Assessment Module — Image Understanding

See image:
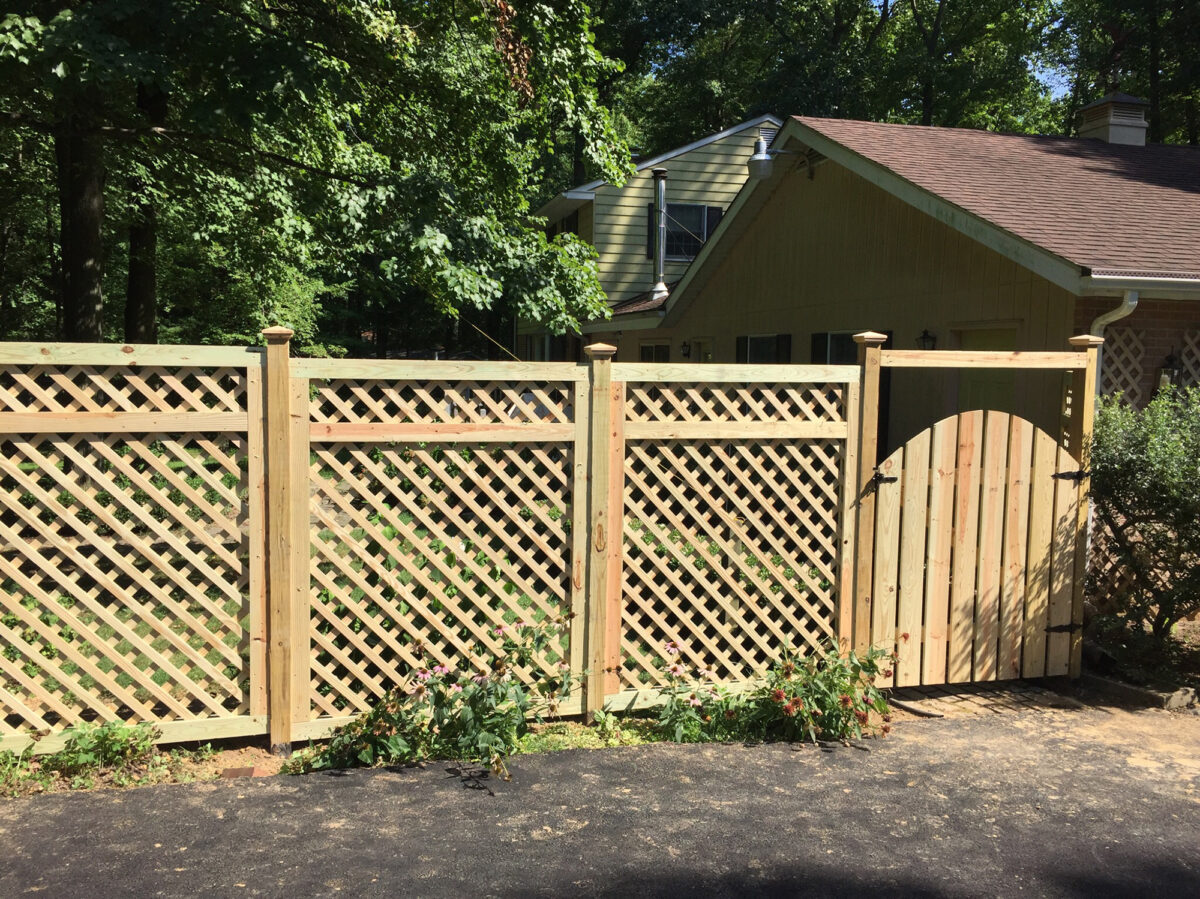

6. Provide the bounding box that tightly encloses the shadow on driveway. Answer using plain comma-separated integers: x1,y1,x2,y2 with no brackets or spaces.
1,705,1197,897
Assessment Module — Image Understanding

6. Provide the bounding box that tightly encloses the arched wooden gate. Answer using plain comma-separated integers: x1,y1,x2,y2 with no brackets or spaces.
868,412,1082,688
844,334,1102,688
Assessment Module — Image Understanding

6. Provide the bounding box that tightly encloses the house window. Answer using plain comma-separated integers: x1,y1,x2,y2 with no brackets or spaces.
736,334,791,364
812,330,894,461
646,204,724,261
691,337,714,363
810,332,859,365
639,341,670,363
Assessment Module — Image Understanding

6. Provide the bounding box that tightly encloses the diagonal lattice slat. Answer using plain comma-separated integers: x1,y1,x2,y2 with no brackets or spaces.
620,437,841,690
1100,328,1144,406
310,380,575,425
0,430,254,735
308,441,577,714
624,383,846,423
1181,331,1200,389
0,366,245,413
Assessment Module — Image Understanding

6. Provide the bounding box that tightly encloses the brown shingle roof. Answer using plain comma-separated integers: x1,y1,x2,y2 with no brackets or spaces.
797,116,1200,279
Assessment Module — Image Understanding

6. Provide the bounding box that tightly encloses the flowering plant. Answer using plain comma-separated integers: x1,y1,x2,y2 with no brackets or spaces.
650,640,893,745
288,616,572,779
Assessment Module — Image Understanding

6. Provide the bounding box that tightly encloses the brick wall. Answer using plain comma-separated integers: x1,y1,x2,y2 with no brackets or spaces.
1074,296,1200,405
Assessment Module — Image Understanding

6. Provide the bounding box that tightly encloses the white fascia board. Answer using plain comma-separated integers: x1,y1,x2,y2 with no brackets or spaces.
533,190,595,223
791,122,1087,297
571,114,783,194
1080,274,1200,299
580,312,665,334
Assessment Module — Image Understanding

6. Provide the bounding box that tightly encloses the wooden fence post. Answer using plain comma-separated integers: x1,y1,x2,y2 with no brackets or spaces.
1067,334,1103,678
582,342,623,718
851,332,888,653
262,327,306,755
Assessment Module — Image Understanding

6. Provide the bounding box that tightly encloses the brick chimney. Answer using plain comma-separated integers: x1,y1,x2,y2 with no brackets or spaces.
1078,92,1149,146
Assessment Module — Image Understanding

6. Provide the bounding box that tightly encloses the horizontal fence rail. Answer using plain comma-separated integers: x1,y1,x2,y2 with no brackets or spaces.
0,332,1101,753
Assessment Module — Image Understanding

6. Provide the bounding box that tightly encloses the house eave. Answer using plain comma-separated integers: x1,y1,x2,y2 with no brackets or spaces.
581,311,665,334
1079,273,1200,300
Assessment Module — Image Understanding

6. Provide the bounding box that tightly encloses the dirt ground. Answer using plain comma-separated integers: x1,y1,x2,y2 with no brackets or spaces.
1,698,1196,897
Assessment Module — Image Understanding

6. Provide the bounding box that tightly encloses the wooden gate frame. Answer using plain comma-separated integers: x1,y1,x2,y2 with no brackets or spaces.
846,332,1103,680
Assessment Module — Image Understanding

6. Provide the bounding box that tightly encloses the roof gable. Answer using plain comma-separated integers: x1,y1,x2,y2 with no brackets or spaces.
795,116,1200,281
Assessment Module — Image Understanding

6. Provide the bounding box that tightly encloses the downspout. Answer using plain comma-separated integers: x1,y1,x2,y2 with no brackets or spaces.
651,168,669,302
1088,289,1138,395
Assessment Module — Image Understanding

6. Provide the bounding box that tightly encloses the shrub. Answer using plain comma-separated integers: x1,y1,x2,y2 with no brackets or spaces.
1088,386,1200,643
654,641,892,745
287,618,572,779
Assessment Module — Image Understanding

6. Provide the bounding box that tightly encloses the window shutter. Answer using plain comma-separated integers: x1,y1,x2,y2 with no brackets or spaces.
736,336,748,363
775,333,792,364
705,206,724,239
646,203,654,258
810,333,828,364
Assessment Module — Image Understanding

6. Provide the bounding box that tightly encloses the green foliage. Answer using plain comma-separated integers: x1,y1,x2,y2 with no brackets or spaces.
654,640,893,745
286,619,573,780
0,1,629,347
1088,386,1200,643
0,721,212,797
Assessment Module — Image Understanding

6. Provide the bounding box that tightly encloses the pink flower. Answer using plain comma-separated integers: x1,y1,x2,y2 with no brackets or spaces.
664,641,681,655
431,664,450,675
688,693,703,707
450,683,463,693
471,672,489,685
494,625,508,636
667,663,687,678
415,669,432,682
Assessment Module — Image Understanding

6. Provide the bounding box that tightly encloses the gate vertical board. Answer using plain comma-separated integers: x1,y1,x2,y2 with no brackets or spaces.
921,418,957,684
1023,430,1058,678
948,411,983,683
871,448,902,688
974,411,1009,682
1046,446,1080,675
1000,418,1033,680
896,429,930,686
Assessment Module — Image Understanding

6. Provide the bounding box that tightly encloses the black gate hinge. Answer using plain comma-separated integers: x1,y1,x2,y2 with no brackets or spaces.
1044,622,1083,634
1051,470,1089,483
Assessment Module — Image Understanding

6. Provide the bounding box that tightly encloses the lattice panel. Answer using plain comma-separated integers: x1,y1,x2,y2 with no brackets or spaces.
624,383,846,423
310,380,574,424
0,365,246,412
620,438,841,689
1100,328,1144,405
1181,331,1200,389
0,432,254,734
308,442,576,715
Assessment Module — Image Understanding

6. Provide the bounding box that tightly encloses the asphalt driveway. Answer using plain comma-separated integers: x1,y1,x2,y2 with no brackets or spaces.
1,702,1197,897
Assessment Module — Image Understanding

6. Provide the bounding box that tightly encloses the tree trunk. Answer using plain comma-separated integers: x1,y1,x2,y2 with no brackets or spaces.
55,114,105,342
1186,96,1198,145
1147,0,1163,143
920,77,935,126
125,84,168,343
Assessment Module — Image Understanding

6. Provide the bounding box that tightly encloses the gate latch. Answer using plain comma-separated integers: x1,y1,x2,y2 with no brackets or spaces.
1051,470,1089,483
870,469,898,488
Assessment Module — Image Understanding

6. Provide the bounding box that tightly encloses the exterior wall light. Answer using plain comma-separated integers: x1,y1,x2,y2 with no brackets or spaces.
680,340,692,359
747,137,801,181
1157,348,1181,390
917,329,937,351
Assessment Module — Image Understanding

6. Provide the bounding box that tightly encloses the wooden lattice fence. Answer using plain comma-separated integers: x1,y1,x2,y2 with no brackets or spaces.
0,333,1102,752
610,364,855,706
